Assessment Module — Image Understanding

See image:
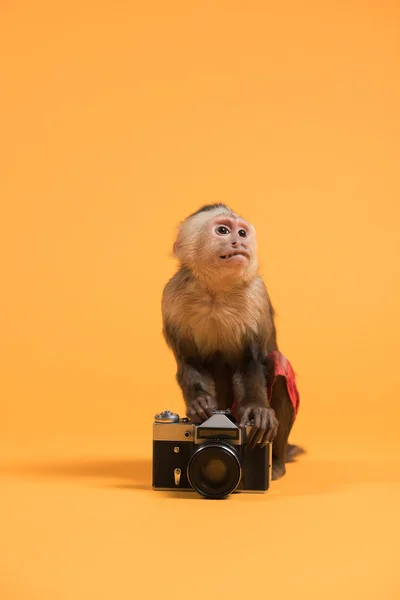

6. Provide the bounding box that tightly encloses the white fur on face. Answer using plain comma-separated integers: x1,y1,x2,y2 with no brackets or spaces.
174,206,233,261
174,206,257,270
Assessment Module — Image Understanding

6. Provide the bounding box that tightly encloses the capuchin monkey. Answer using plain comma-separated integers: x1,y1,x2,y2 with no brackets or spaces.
161,203,303,480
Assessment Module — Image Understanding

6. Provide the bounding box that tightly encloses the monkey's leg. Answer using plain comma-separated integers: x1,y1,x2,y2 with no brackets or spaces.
269,376,295,480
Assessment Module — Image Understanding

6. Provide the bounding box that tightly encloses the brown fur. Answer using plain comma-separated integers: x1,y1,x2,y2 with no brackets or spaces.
162,267,273,359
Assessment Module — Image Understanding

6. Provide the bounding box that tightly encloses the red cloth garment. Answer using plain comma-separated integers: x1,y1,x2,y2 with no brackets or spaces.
267,350,300,419
231,350,300,421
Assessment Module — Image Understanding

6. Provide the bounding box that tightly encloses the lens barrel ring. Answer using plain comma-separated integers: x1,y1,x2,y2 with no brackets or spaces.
187,440,242,499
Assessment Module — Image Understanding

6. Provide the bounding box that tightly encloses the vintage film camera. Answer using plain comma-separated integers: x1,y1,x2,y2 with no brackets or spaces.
152,409,272,499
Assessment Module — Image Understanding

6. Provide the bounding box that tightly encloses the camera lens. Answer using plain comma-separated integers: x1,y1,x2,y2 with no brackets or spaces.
187,442,242,499
201,457,227,484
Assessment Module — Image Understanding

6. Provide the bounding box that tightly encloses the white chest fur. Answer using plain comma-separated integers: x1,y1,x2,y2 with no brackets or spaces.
178,286,263,356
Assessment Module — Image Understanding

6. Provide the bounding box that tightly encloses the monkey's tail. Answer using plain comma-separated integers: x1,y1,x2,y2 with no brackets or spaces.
285,443,306,463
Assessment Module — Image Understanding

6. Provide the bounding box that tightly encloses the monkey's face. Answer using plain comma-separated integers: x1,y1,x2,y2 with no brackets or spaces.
174,208,259,282
205,215,255,269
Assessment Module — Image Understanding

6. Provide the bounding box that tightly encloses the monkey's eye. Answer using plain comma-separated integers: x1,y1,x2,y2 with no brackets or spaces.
238,229,247,237
216,226,230,235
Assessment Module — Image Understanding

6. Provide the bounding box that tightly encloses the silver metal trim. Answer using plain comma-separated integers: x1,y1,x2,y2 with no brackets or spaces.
153,423,194,441
197,413,239,429
174,468,182,486
154,410,180,424
154,421,273,449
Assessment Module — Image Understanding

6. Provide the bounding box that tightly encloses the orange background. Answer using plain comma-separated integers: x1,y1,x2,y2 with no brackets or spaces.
1,1,400,598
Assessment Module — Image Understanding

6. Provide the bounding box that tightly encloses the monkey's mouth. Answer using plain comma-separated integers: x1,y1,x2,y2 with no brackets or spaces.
220,251,249,260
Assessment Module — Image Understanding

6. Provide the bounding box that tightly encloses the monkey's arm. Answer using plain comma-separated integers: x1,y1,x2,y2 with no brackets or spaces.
175,356,218,423
234,343,279,448
162,319,217,423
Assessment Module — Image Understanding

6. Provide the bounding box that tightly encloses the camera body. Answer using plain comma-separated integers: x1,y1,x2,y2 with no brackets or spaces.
152,409,272,499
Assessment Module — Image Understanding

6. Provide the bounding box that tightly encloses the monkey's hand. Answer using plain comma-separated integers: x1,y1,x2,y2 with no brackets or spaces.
186,395,218,424
239,405,278,448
